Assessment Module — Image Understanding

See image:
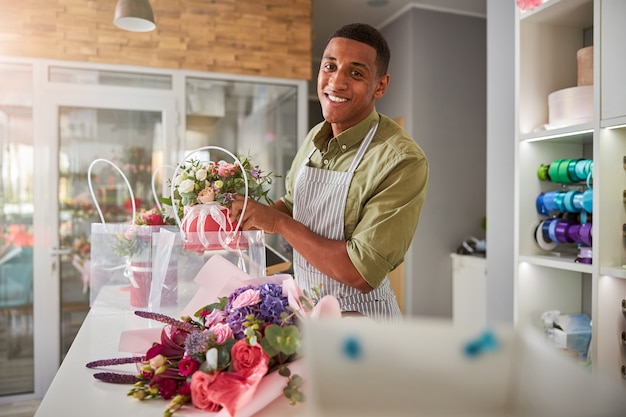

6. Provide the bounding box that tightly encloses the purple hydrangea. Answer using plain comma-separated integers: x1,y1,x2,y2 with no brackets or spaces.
225,283,292,339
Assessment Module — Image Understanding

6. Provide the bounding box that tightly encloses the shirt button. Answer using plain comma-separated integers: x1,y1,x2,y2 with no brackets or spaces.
323,159,329,165
341,144,347,150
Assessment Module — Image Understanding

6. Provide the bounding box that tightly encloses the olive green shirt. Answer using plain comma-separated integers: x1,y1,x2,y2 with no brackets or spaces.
281,109,429,288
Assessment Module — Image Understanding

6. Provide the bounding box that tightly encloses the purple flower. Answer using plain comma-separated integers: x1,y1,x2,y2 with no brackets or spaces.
184,330,212,360
250,168,261,180
224,283,292,338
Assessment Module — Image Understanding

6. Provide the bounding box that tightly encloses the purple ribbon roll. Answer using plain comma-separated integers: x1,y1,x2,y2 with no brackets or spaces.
555,220,574,243
579,222,592,247
567,223,581,244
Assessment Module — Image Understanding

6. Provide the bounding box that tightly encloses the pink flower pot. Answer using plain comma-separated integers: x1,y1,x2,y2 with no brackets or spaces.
182,205,248,252
128,261,178,308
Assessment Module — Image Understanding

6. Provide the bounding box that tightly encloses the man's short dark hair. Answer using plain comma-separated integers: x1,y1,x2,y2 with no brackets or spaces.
328,23,391,77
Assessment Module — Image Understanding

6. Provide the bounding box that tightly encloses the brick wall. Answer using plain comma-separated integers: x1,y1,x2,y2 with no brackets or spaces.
0,0,312,80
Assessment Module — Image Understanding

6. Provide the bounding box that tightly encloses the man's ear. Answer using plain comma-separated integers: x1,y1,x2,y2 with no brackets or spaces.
374,74,390,99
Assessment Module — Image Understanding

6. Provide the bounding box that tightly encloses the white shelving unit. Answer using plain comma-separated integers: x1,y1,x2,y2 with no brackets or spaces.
515,0,626,384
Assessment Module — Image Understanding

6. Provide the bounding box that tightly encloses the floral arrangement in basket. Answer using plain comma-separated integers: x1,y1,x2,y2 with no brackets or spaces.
86,269,340,417
164,154,279,221
161,147,280,252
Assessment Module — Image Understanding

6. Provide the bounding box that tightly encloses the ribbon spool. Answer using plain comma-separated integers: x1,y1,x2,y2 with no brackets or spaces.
545,159,593,184
536,194,548,216
537,164,550,181
542,191,559,212
562,190,581,213
535,220,558,251
554,220,575,243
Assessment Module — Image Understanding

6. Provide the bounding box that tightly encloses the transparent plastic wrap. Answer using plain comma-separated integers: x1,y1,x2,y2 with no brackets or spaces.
89,225,266,314
87,157,266,315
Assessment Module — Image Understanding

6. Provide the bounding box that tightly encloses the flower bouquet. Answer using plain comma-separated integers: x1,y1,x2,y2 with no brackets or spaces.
86,255,341,417
165,146,279,253
112,208,179,308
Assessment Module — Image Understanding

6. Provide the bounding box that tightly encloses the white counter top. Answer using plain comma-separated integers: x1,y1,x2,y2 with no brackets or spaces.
34,310,304,417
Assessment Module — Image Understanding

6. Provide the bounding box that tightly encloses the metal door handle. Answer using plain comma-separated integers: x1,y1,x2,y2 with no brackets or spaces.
50,247,72,256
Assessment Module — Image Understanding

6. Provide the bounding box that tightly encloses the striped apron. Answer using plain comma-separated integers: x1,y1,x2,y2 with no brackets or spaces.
292,123,402,321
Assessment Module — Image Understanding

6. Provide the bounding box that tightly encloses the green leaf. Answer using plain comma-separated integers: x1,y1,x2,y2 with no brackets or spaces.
260,336,280,357
263,324,301,356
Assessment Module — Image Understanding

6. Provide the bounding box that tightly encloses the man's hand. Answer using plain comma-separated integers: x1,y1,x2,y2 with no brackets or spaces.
228,194,290,234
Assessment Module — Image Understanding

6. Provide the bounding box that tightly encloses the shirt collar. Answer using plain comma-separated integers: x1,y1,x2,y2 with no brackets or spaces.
313,109,380,152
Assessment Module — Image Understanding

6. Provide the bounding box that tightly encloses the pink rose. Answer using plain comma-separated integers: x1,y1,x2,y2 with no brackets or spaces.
231,289,260,308
190,371,222,412
178,356,200,376
210,322,234,344
203,341,270,416
202,309,227,328
230,340,269,377
140,209,165,225
217,163,236,178
197,187,215,204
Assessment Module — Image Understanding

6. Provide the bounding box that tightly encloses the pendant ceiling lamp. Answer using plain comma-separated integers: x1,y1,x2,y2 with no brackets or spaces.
113,0,156,32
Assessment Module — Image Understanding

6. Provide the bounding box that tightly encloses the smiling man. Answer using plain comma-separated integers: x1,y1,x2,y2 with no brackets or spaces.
230,23,429,320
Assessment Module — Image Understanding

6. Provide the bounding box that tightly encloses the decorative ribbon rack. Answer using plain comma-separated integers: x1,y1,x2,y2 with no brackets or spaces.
534,158,593,264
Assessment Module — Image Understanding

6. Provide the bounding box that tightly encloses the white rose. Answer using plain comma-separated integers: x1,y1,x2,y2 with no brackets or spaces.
196,168,208,181
178,178,195,193
173,173,186,186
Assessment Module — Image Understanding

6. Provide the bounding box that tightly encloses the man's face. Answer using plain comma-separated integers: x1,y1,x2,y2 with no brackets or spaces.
317,37,389,136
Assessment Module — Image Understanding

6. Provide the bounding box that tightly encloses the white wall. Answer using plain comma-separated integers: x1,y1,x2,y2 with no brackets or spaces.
379,7,487,318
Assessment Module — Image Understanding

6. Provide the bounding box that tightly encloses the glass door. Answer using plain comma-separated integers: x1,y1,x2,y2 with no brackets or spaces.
0,63,35,398
34,68,178,394
57,106,168,356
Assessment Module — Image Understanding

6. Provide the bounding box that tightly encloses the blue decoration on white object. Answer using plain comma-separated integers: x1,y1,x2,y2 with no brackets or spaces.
342,336,363,360
463,329,499,358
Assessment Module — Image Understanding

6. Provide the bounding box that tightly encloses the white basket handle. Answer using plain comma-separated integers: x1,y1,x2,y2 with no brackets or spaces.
170,146,248,245
87,158,137,227
151,164,175,213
